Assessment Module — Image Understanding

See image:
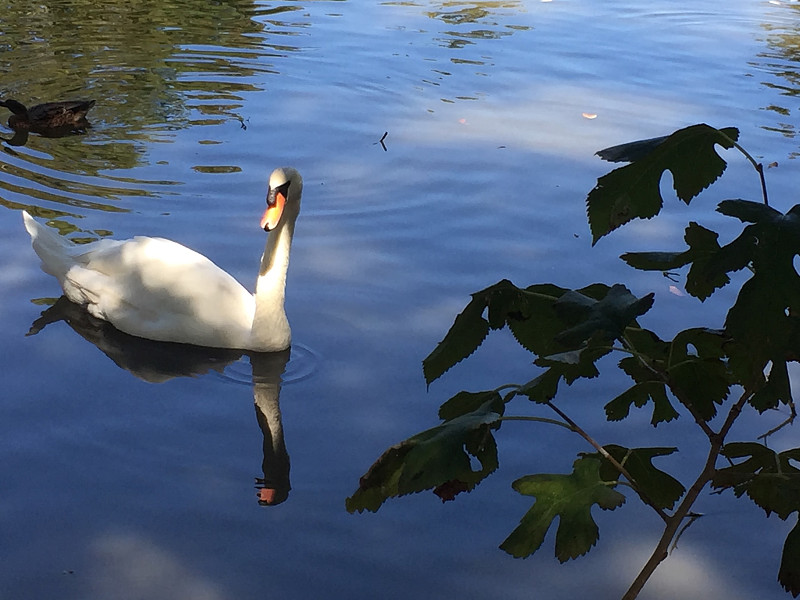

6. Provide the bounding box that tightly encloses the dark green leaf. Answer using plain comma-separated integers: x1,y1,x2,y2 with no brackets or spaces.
712,443,800,520
423,293,490,385
500,457,625,562
585,445,685,510
620,251,689,272
587,124,739,244
346,400,502,513
595,134,670,163
622,222,737,301
553,284,654,347
605,379,678,425
517,368,561,404
667,330,733,421
779,518,800,597
438,389,504,421
750,359,792,412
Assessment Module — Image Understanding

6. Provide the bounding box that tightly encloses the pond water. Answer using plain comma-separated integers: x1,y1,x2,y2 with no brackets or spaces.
2,1,800,598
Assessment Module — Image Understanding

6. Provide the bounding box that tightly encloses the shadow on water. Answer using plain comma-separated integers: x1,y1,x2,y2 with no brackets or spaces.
28,295,294,506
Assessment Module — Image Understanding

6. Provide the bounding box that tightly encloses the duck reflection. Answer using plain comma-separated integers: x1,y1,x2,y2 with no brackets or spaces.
28,296,292,506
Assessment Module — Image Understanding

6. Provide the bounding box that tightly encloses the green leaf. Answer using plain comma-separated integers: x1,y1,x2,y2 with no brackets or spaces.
423,293,491,385
553,284,655,346
706,202,800,381
712,442,800,520
750,359,792,412
595,134,670,163
517,368,561,404
667,329,733,421
438,389,504,421
500,457,625,562
422,280,572,385
779,518,800,597
587,124,739,244
346,399,502,513
605,378,678,425
623,220,748,301
586,445,685,510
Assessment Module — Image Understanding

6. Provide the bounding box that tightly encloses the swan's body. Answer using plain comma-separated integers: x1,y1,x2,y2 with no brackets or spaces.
23,167,302,352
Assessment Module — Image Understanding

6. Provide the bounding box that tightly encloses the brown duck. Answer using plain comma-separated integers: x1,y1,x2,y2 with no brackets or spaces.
0,98,95,132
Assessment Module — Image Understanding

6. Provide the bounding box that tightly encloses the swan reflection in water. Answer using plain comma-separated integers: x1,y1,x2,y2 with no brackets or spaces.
28,296,293,506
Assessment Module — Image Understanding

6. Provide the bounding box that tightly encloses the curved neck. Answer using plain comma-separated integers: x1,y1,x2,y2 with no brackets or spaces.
250,219,295,351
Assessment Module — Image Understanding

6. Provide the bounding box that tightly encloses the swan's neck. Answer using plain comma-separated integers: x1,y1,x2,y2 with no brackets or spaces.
250,220,294,351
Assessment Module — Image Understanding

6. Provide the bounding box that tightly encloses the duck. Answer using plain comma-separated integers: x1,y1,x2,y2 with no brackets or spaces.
0,98,95,132
22,166,303,352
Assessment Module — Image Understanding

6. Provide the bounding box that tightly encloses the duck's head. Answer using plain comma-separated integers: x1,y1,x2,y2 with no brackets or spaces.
261,167,303,232
0,99,28,115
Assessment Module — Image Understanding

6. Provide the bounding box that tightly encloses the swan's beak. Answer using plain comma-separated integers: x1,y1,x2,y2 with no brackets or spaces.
261,187,286,231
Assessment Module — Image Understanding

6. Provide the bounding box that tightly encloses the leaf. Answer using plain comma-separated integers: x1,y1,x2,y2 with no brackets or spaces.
605,377,678,426
346,399,502,513
517,368,561,404
423,281,635,389
750,359,792,412
553,284,655,346
667,329,733,421
500,457,625,562
438,389,503,421
595,134,670,163
422,280,571,385
779,518,800,598
423,292,491,385
719,203,800,383
585,445,685,510
587,124,739,244
712,442,800,520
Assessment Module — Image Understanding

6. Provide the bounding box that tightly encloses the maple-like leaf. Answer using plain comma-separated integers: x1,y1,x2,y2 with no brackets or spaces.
552,284,654,346
711,442,800,519
346,397,502,513
587,124,739,244
585,445,685,510
500,457,625,561
779,518,800,597
622,221,737,301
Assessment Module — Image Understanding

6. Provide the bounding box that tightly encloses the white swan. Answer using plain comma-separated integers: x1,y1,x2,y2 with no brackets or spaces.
22,166,303,352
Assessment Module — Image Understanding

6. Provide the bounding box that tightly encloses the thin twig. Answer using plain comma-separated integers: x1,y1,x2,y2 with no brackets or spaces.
731,140,769,206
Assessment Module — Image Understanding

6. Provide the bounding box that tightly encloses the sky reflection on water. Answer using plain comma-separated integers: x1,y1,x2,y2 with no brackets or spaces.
2,1,800,599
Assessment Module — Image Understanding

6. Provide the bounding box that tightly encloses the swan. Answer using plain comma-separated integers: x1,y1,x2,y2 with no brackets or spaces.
22,166,303,352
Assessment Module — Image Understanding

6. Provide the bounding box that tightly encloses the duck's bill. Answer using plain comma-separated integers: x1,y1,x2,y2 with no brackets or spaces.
261,189,286,231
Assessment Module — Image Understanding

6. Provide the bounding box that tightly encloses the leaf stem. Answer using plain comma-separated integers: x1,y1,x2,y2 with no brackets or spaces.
498,415,574,430
731,140,769,206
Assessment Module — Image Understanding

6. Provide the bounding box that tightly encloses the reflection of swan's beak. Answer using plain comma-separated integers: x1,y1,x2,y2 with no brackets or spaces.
257,485,286,506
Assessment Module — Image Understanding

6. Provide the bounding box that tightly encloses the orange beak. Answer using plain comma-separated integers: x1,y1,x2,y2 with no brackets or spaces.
261,189,286,231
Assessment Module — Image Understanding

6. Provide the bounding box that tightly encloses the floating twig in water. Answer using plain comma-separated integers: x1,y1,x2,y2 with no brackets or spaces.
374,131,388,151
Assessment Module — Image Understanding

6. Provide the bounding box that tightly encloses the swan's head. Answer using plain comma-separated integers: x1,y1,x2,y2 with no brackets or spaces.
261,167,303,232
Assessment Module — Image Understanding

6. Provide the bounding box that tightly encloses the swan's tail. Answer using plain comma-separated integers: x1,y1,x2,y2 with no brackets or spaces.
22,210,75,282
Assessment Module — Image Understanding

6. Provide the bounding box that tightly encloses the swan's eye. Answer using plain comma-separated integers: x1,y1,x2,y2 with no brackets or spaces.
268,181,290,206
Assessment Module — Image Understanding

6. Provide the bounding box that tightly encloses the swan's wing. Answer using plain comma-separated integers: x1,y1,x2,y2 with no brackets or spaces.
63,236,255,348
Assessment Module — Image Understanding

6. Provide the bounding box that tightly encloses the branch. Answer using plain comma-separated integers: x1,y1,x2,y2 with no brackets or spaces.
621,388,752,600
